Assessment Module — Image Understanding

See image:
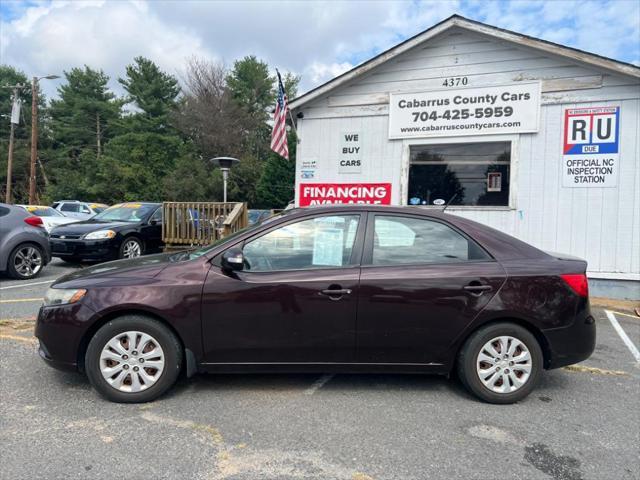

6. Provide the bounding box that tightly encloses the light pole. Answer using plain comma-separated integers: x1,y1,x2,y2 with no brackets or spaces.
28,74,59,204
211,157,240,203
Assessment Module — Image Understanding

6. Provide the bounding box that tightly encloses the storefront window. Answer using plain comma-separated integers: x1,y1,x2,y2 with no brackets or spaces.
408,142,511,206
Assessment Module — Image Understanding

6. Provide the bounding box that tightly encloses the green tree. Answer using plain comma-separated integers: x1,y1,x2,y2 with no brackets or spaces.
226,56,274,119
45,66,121,201
256,132,296,208
118,56,180,132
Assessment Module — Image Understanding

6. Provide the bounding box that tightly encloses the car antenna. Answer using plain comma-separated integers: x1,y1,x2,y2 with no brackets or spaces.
442,193,458,213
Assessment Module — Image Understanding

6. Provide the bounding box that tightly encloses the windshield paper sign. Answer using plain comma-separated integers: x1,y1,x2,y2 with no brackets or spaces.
562,106,619,187
388,82,540,139
299,183,391,206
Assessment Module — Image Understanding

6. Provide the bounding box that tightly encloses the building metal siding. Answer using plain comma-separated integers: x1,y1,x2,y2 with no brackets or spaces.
295,28,640,279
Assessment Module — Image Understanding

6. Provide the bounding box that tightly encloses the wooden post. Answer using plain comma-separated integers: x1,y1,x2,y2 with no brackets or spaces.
28,77,38,204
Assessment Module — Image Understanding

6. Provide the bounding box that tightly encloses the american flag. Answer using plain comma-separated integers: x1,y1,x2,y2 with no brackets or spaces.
270,71,289,160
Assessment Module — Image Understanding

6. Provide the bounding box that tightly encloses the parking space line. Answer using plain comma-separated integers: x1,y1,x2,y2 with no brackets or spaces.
0,298,42,304
304,374,334,395
605,310,640,363
607,310,639,319
0,280,53,290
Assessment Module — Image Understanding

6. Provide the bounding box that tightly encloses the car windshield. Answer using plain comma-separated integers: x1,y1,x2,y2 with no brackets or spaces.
93,203,156,222
23,206,63,217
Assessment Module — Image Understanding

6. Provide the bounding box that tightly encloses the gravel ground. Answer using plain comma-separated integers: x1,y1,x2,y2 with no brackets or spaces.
1,261,639,480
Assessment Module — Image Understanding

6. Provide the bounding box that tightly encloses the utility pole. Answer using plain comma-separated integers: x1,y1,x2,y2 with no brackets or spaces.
4,84,22,203
27,74,59,204
28,77,38,204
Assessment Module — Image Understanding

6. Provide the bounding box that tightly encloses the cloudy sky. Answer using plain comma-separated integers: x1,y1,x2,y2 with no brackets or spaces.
1,0,639,100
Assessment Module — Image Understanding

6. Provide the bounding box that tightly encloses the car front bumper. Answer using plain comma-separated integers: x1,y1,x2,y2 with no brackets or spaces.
50,238,119,261
35,302,99,372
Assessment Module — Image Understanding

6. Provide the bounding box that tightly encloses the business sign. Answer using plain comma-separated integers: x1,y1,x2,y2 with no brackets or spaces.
388,82,540,139
562,106,619,187
300,158,317,179
299,183,392,206
338,131,362,173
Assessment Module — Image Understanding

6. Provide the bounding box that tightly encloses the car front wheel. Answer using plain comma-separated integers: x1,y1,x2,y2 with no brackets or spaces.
457,322,543,404
85,315,183,403
119,237,143,259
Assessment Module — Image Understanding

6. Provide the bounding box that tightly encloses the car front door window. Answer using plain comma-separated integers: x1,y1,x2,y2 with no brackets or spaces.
243,215,360,272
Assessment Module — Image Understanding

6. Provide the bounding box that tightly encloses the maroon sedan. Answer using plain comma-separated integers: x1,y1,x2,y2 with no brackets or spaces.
35,206,595,404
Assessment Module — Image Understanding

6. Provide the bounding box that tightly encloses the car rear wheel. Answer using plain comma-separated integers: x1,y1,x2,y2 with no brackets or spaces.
457,322,543,404
7,243,44,279
119,237,142,259
85,315,183,403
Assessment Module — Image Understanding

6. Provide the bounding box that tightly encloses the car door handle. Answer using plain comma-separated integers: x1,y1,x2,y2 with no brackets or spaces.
319,288,352,296
463,284,493,295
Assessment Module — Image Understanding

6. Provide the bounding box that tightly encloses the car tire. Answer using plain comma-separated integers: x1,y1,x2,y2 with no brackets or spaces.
85,315,183,403
119,236,143,259
457,322,543,404
7,243,45,280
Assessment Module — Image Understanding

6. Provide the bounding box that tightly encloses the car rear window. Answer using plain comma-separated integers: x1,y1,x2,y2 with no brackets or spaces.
60,203,80,212
24,206,63,217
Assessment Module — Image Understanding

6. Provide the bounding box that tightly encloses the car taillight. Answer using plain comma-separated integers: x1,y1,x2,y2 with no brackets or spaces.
560,273,589,298
24,216,44,228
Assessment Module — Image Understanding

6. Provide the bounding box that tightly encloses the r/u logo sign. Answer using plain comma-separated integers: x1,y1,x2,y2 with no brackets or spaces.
563,106,620,155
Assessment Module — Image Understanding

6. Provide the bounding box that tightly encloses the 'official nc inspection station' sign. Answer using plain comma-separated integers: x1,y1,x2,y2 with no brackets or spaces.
388,82,540,139
562,106,619,187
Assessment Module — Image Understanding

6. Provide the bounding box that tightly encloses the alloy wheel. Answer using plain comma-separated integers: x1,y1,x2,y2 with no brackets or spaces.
99,331,165,393
122,240,141,258
13,246,43,277
476,336,532,394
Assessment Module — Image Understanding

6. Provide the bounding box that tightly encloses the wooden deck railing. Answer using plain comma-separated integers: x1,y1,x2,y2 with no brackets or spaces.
162,201,248,247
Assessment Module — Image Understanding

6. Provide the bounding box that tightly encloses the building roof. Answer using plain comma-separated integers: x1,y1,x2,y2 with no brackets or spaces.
290,14,640,110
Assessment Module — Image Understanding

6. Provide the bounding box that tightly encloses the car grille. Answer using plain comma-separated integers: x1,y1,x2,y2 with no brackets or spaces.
50,234,82,239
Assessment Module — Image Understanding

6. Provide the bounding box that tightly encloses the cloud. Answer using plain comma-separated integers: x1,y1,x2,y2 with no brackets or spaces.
1,0,638,101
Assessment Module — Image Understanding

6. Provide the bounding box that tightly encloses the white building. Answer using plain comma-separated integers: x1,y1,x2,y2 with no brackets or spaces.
290,15,640,300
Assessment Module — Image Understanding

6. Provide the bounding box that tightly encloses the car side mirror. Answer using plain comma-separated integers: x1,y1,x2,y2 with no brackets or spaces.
149,219,158,226
221,248,244,271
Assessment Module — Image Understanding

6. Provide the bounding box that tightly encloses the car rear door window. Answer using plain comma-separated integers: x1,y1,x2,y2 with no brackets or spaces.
243,215,360,272
371,215,489,265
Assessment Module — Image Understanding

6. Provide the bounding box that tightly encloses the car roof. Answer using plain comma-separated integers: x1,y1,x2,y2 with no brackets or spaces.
280,205,548,261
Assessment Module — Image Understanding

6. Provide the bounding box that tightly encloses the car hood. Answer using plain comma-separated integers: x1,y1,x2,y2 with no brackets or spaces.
53,253,179,287
50,220,134,236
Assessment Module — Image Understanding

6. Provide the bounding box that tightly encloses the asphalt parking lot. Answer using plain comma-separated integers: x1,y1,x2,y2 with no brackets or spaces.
1,260,639,480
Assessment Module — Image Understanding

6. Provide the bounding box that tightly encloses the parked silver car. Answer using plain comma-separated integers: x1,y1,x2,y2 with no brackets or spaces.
17,205,79,233
51,200,108,220
0,203,51,279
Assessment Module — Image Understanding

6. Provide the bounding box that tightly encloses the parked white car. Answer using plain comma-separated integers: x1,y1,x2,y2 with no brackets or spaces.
51,200,108,220
17,205,80,233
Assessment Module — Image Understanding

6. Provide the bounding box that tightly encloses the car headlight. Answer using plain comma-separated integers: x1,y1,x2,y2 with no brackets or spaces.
43,288,87,307
84,229,116,240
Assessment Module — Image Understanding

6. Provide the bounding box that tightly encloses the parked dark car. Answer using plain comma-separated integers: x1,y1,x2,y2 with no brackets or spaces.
0,203,51,279
49,202,163,263
35,206,595,404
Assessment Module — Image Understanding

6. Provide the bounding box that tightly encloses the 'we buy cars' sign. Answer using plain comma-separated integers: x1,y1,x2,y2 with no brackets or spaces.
299,183,392,206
